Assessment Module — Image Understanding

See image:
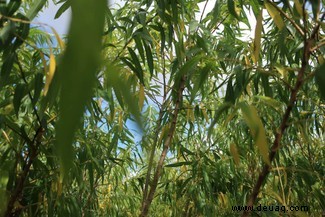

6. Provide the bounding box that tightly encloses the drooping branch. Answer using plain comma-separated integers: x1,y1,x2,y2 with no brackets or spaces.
139,75,186,217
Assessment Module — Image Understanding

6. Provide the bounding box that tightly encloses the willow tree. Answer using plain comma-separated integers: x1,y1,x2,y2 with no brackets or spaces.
0,0,324,216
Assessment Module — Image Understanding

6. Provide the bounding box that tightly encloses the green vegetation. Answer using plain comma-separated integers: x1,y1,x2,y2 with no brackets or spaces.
0,0,324,216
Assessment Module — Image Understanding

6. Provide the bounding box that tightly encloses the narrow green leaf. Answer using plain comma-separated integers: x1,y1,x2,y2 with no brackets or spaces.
191,65,210,101
225,77,235,103
227,0,240,19
32,73,44,106
315,62,325,100
13,83,25,116
144,43,154,77
54,0,70,19
253,9,263,65
0,52,15,85
128,47,144,84
121,57,138,78
55,0,106,175
133,35,145,64
165,161,192,168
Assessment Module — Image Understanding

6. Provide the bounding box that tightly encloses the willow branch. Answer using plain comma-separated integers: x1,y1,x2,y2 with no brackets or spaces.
140,75,186,217
4,126,44,217
241,22,316,217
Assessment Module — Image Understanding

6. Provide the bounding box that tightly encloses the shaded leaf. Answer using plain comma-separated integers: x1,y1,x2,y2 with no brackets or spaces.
13,83,25,116
315,62,325,100
165,161,192,168
32,73,43,106
144,43,154,77
227,0,239,19
253,9,263,65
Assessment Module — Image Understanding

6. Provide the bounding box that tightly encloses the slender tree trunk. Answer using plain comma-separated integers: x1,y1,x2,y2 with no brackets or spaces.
140,75,186,217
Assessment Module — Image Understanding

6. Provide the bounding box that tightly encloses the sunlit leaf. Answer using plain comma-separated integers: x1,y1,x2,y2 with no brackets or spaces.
51,27,65,50
139,84,145,110
230,143,240,166
254,95,283,112
43,52,56,96
239,102,270,166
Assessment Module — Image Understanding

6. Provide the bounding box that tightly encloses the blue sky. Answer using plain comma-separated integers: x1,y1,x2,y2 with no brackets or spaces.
36,1,71,35
36,0,125,35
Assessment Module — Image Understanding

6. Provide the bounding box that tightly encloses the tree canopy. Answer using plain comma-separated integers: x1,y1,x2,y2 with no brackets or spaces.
0,0,324,216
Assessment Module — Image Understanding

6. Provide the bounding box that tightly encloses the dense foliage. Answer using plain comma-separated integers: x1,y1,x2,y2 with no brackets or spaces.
0,0,324,216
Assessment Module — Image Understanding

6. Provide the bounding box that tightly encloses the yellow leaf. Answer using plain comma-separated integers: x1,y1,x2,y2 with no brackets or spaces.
118,112,123,132
266,189,284,205
265,1,284,30
201,107,209,122
138,84,145,110
186,107,194,123
230,143,240,166
43,52,56,96
253,10,263,65
245,55,251,67
240,103,270,166
158,123,170,146
51,27,65,50
295,211,309,217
